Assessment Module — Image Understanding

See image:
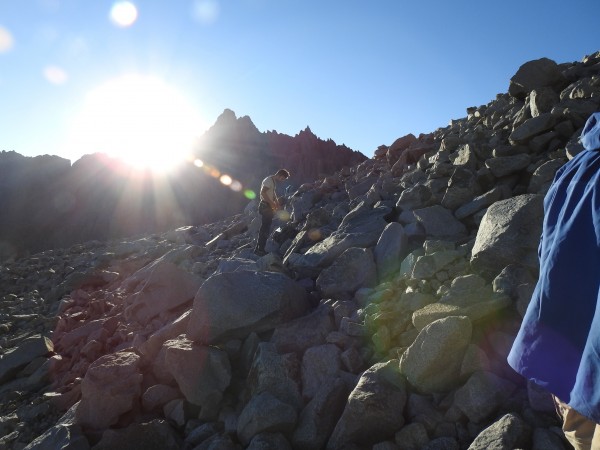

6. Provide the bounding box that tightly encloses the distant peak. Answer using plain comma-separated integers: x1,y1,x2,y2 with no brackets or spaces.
216,108,238,124
299,126,315,137
238,115,259,132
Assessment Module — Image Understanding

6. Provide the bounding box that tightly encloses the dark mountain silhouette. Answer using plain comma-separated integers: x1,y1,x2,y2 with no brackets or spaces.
0,111,366,259
193,109,366,187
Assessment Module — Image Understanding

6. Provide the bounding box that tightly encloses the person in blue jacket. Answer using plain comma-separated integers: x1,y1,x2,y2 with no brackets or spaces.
508,111,600,450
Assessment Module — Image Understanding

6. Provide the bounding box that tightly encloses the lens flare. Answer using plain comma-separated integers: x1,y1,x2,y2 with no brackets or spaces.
308,228,322,241
43,65,68,85
219,174,233,186
193,159,204,168
191,0,219,25
276,210,290,222
244,190,256,200
230,181,242,192
0,26,14,53
110,2,138,28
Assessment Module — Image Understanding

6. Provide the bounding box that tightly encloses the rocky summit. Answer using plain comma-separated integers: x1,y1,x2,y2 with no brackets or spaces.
0,50,599,449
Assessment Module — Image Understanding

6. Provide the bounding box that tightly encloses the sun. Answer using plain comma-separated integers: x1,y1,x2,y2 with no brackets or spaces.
64,74,204,172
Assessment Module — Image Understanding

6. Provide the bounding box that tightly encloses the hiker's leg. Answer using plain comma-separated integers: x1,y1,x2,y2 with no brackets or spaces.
554,395,598,450
255,207,273,252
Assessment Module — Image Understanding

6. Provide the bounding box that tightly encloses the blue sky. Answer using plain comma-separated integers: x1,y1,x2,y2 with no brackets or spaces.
1,0,599,165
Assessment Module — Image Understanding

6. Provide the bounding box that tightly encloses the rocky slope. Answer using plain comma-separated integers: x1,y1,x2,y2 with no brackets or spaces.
0,50,599,449
0,114,365,260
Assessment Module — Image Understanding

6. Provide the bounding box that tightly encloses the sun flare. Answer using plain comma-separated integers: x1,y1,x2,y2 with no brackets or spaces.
64,74,204,172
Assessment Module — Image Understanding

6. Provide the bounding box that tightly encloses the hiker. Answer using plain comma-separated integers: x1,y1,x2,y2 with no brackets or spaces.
254,169,290,255
507,111,600,450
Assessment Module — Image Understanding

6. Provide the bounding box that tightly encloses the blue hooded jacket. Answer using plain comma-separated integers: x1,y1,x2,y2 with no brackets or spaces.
508,112,600,422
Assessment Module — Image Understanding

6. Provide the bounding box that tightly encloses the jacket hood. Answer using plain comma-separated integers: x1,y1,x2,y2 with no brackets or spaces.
581,112,600,150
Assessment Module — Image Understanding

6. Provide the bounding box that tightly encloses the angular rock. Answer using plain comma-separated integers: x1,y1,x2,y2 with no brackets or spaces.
485,154,531,178
413,205,467,238
23,404,89,450
76,351,143,429
92,419,181,450
530,87,560,117
247,432,292,450
316,247,377,299
161,337,231,414
394,422,429,450
439,274,493,307
412,296,511,331
301,344,342,400
288,203,390,271
467,413,530,450
138,311,190,360
186,271,309,344
374,222,409,282
387,133,418,166
453,371,517,423
509,57,566,99
411,250,462,280
292,378,348,450
400,316,471,393
327,361,407,449
509,113,558,144
492,264,535,299
141,384,180,412
236,392,297,446
270,304,334,354
123,261,202,324
247,343,303,412
528,158,564,194
0,335,54,384
471,194,543,278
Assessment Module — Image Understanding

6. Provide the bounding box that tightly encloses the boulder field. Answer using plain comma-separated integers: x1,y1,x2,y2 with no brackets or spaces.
1,51,599,449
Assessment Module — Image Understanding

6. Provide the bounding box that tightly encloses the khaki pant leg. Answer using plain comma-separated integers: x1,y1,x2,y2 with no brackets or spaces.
554,395,598,450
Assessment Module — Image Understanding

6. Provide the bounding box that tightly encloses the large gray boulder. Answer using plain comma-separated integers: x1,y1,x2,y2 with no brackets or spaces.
316,247,377,299
186,271,310,344
270,304,335,354
123,261,202,324
453,371,517,423
374,222,409,282
292,378,348,450
0,335,54,384
246,343,303,412
508,57,566,99
413,205,467,238
158,337,231,416
509,113,559,145
327,361,407,449
467,413,531,450
399,316,472,393
286,203,389,271
301,344,342,400
471,194,544,278
75,351,143,429
236,392,297,446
